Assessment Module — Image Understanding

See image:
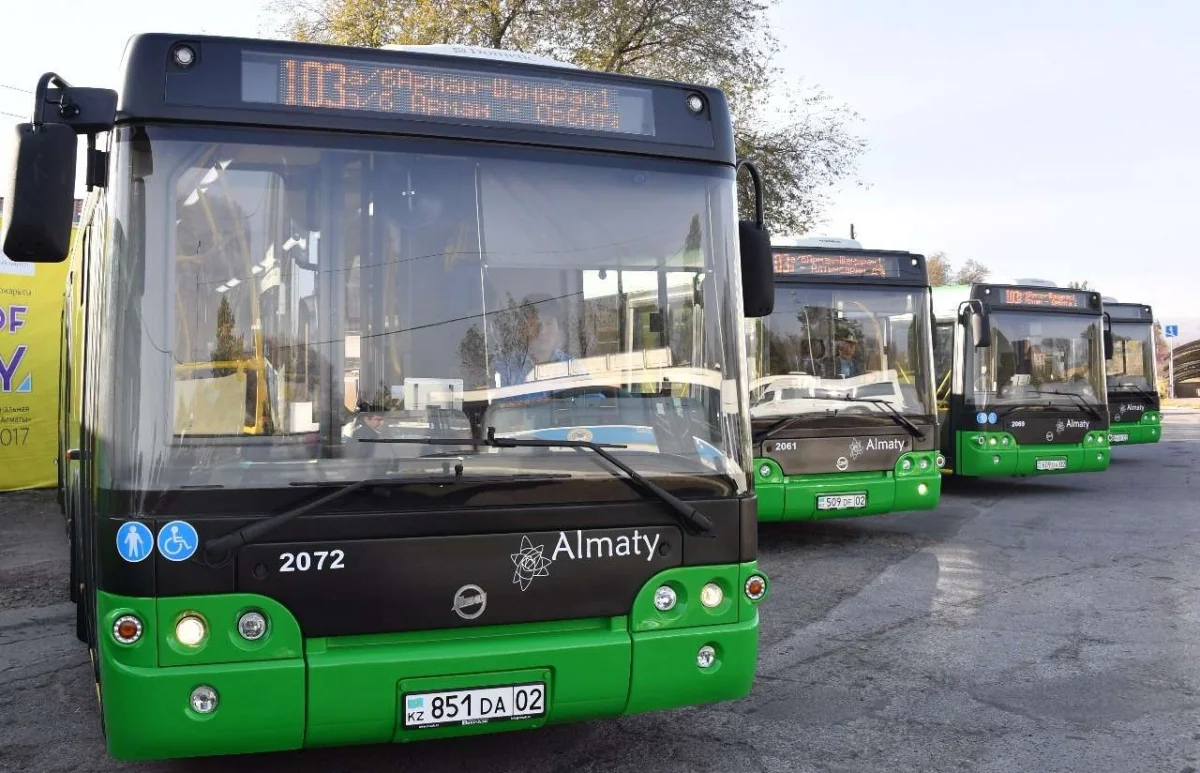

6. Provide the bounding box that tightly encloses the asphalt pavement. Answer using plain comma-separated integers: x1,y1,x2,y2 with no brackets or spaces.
2,410,1199,773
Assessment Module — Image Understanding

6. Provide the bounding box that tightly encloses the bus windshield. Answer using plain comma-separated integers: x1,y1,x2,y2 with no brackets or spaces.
970,311,1106,409
748,283,935,422
103,125,749,493
1107,322,1156,393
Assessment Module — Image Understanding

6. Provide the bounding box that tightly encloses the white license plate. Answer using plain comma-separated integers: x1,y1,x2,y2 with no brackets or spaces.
1108,433,1129,443
1035,458,1068,471
816,493,868,510
403,683,546,729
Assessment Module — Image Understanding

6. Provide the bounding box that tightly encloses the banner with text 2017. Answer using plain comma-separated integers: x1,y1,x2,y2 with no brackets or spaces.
0,247,69,491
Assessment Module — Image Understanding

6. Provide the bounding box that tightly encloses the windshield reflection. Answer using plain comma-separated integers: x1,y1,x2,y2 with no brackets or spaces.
748,284,935,423
969,311,1106,409
1106,322,1156,393
108,126,749,491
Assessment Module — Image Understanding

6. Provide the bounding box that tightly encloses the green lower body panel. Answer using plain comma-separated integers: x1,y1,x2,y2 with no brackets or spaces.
93,563,766,761
754,454,942,522
1107,414,1162,445
952,430,1110,477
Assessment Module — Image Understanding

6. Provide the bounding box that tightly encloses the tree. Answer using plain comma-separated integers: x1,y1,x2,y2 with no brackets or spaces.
1067,280,1091,290
927,251,952,286
269,0,866,235
952,259,990,285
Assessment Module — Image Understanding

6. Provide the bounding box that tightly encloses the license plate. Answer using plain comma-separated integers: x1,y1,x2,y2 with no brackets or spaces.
816,493,868,510
1108,433,1129,443
403,683,545,729
1035,458,1068,471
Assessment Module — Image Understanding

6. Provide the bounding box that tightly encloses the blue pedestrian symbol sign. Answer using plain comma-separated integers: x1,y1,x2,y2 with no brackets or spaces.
1165,325,1179,338
988,412,998,425
116,522,154,563
157,520,199,562
976,411,988,424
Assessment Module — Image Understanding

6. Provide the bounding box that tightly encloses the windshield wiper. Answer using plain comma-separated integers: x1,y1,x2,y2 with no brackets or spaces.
370,429,716,536
1029,389,1104,422
754,416,810,442
1112,383,1157,404
839,397,926,440
204,465,568,561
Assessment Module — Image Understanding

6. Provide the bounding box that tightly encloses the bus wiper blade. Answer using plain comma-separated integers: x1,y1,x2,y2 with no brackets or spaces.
754,416,807,442
839,397,926,440
482,427,717,537
205,467,575,561
204,474,437,561
1033,389,1104,422
1113,384,1157,404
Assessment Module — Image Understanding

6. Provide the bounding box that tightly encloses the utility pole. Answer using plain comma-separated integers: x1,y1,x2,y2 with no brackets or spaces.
850,223,856,240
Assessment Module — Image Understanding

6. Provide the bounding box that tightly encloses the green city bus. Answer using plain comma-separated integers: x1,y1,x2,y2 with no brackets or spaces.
747,237,942,521
1102,300,1163,445
932,280,1112,477
1,34,777,760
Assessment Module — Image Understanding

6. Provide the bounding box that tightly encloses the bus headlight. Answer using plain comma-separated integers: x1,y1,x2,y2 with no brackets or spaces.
758,464,771,479
190,685,218,714
696,645,716,669
918,457,930,470
700,583,724,608
175,614,207,647
901,458,913,472
653,585,677,611
237,611,267,641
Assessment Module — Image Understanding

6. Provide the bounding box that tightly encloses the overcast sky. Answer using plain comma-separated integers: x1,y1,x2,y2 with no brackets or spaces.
1,0,1195,329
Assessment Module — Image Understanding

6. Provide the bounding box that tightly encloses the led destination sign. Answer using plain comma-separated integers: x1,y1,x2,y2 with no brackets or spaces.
1000,288,1093,309
772,251,901,278
241,51,656,136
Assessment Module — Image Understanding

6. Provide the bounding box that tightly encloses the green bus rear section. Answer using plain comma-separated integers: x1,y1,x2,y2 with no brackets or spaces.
1107,411,1163,446
94,562,766,761
945,429,1110,477
753,451,942,522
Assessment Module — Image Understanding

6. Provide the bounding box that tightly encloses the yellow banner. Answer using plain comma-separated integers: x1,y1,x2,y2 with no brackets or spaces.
0,235,70,491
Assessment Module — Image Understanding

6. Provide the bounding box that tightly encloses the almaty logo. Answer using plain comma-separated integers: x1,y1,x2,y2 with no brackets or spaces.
848,438,864,459
510,535,553,591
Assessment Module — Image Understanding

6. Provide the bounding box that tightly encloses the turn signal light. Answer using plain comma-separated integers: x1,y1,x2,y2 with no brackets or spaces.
744,575,767,600
112,615,143,644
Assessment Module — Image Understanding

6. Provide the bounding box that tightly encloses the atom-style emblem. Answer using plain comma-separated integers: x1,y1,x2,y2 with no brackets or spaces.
1056,420,1066,434
510,535,553,591
848,438,864,459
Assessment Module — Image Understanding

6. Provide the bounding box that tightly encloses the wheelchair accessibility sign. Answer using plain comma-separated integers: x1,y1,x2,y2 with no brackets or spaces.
157,521,198,562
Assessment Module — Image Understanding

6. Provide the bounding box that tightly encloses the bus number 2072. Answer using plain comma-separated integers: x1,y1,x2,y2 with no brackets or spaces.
279,550,346,572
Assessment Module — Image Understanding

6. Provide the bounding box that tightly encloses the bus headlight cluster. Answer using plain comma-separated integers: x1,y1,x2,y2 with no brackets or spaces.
175,614,207,647
653,585,677,611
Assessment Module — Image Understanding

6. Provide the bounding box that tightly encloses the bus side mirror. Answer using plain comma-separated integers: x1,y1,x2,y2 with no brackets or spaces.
960,301,991,348
1,122,78,263
1102,312,1114,360
735,158,775,318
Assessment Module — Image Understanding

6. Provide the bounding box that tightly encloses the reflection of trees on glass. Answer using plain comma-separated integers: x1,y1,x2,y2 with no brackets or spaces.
458,293,543,388
211,296,245,376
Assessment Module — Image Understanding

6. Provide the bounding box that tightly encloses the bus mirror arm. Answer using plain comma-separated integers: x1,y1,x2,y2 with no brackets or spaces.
735,158,775,318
